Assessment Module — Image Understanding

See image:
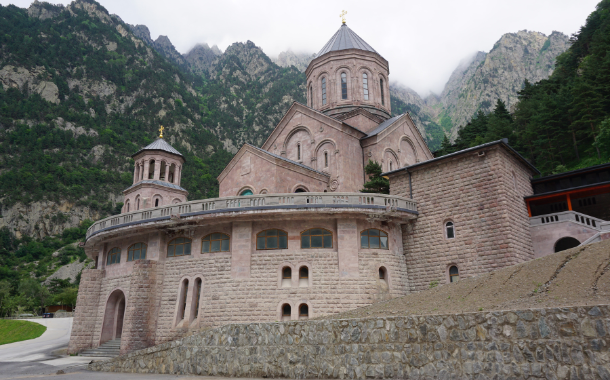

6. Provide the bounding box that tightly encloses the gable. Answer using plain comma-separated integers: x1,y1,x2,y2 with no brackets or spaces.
261,102,365,154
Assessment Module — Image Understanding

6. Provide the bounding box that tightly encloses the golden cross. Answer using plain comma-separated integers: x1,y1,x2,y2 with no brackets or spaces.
159,125,164,138
340,10,347,24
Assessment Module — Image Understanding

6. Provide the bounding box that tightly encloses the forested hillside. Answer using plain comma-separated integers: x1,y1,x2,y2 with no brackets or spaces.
0,0,306,316
437,0,610,175
0,0,305,239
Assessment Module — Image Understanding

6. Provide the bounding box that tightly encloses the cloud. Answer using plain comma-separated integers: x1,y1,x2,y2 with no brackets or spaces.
2,0,598,95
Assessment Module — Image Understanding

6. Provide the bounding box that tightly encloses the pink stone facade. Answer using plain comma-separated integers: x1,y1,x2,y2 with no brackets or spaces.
69,23,576,357
388,144,537,292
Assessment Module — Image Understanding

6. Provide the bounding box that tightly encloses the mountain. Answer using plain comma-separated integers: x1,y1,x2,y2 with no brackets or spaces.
0,0,304,238
272,50,315,72
437,0,610,175
434,30,571,139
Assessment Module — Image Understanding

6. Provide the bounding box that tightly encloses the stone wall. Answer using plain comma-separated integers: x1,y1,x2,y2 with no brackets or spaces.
90,305,610,379
68,268,104,353
390,143,536,291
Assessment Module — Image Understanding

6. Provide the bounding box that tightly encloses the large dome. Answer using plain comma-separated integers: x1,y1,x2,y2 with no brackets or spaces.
317,23,380,58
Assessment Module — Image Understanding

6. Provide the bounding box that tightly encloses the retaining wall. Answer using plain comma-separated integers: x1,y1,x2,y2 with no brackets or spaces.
89,304,610,379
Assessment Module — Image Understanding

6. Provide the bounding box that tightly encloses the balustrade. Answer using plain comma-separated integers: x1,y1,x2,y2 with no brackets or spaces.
86,192,418,239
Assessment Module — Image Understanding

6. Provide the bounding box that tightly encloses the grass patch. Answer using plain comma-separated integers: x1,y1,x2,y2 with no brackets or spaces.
0,319,47,345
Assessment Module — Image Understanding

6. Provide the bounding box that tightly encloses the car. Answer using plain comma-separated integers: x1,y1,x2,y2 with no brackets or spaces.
42,313,54,318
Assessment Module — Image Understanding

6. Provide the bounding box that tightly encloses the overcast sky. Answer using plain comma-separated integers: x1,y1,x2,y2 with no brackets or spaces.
0,0,600,95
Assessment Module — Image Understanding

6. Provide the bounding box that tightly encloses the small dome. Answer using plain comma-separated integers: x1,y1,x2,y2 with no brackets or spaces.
317,24,379,58
132,138,184,159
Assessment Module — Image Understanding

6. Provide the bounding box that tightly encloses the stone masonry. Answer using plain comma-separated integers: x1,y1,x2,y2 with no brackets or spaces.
389,143,537,291
90,305,610,379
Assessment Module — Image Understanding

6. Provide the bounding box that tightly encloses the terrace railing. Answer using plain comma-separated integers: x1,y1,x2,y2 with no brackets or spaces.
86,192,417,239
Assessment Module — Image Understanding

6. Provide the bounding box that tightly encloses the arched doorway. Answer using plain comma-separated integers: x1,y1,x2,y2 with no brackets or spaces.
100,289,126,344
554,237,580,253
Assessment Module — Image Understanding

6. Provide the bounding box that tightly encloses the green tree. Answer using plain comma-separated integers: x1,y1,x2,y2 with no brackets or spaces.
0,280,10,316
361,160,390,194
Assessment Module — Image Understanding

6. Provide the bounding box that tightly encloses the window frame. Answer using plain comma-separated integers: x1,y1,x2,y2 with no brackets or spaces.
362,73,369,100
299,266,309,279
445,221,455,239
449,265,459,283
360,228,389,250
167,237,192,257
380,78,385,105
127,243,147,262
201,232,230,253
256,229,289,250
106,247,121,265
341,72,348,100
321,77,327,105
282,266,292,280
299,303,309,318
300,228,333,249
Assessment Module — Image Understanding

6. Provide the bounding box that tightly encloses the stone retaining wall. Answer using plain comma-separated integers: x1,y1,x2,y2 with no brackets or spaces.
89,305,610,379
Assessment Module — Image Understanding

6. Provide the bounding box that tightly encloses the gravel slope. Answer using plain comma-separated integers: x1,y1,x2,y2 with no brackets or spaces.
322,239,610,320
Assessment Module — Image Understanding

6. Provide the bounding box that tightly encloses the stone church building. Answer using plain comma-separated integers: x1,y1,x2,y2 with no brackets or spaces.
68,23,610,355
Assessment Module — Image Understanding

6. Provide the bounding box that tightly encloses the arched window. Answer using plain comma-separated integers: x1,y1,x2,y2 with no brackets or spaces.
155,198,159,207
140,163,144,180
281,266,292,287
126,201,130,213
167,237,192,257
362,73,369,100
135,165,140,182
449,266,459,283
321,77,327,105
168,163,175,183
257,229,288,250
299,304,309,319
297,143,301,161
127,243,147,261
148,160,155,180
179,279,189,321
360,229,389,249
379,266,387,280
194,278,202,319
202,233,230,253
309,85,313,107
301,228,332,248
240,189,253,196
445,222,455,239
324,151,329,167
159,161,167,180
380,78,385,105
136,197,140,210
295,188,307,193
299,266,309,287
341,72,348,100
281,304,291,321
106,247,121,265
389,161,393,171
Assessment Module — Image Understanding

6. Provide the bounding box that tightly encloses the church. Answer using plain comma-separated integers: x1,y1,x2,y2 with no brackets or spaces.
68,21,610,356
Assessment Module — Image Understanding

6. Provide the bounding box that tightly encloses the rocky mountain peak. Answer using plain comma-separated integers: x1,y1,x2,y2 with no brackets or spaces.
273,50,316,72
184,43,220,75
27,0,64,20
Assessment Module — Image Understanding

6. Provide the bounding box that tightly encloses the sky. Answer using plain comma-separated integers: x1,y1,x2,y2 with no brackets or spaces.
0,0,601,95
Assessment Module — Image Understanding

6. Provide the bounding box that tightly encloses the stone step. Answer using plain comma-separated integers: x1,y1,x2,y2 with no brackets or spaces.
80,339,121,357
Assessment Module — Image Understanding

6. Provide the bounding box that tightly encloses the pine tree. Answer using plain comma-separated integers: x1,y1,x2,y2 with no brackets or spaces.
361,160,390,194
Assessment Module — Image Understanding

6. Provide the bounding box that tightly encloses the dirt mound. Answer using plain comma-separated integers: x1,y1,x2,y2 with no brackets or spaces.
323,239,610,320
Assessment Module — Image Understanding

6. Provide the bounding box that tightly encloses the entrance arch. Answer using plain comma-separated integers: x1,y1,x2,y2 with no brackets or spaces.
554,237,580,253
100,289,126,344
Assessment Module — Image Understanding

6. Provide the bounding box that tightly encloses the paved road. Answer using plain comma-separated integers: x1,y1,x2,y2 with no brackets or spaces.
0,318,257,379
